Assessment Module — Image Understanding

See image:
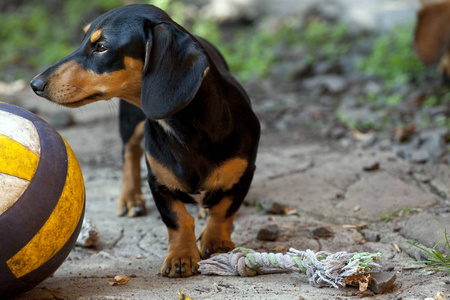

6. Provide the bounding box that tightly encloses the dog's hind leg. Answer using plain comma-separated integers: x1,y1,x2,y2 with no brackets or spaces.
117,99,146,217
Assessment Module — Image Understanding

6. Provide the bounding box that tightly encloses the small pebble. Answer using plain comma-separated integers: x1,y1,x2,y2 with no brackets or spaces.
409,149,429,164
382,266,395,272
256,224,279,241
313,226,334,238
365,233,380,242
437,208,450,214
363,161,380,171
361,134,377,148
259,198,285,215
50,111,76,128
329,127,346,139
76,219,100,247
368,272,397,294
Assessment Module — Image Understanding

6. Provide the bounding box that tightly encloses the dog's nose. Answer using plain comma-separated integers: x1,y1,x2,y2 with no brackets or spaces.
30,77,47,96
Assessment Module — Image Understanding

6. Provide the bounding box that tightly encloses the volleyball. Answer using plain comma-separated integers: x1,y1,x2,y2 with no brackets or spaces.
0,102,85,298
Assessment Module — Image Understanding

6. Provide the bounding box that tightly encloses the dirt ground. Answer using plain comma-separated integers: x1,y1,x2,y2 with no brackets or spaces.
0,88,446,300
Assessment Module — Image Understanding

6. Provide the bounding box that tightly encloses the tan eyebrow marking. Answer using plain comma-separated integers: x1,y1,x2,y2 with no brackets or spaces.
83,24,91,34
90,29,102,43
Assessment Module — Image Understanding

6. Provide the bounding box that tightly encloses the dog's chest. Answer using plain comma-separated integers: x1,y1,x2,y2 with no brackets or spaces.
146,153,248,194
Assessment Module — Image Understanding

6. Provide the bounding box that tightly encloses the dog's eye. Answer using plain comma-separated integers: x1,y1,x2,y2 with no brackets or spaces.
94,44,108,53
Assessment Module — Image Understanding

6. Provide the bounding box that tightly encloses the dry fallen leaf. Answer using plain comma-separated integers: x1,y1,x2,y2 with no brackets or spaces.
175,289,192,300
285,207,298,215
342,273,372,292
436,291,446,300
273,245,287,252
108,275,131,286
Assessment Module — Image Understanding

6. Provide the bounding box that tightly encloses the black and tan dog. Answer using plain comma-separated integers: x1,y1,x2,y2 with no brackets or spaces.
30,4,260,278
415,0,450,81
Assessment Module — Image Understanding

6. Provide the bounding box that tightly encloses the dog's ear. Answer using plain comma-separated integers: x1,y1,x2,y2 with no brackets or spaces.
141,23,209,120
415,2,450,65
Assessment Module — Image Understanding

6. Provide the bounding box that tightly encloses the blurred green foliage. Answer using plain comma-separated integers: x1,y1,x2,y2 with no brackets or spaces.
217,19,353,81
0,0,122,80
358,24,428,87
0,0,436,91
354,24,450,131
148,0,280,81
300,20,350,59
0,0,355,82
211,19,352,82
219,30,278,82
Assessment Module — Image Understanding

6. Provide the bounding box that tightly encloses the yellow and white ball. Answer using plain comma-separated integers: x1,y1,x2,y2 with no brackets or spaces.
0,102,85,298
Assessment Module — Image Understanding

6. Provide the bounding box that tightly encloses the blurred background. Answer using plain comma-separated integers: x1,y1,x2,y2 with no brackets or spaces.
1,0,449,164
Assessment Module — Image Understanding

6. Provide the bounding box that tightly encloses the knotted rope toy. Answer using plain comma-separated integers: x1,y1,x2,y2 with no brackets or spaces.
198,247,382,289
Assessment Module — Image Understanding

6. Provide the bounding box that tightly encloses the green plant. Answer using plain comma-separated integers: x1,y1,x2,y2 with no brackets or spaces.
358,24,428,87
381,207,419,222
300,20,350,59
147,0,277,81
218,30,279,82
423,88,450,107
407,229,450,273
217,18,353,81
385,93,403,106
145,0,278,81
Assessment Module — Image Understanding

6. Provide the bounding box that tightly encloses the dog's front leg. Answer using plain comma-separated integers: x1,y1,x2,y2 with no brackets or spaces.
198,196,237,259
198,168,255,259
163,201,200,277
150,184,201,277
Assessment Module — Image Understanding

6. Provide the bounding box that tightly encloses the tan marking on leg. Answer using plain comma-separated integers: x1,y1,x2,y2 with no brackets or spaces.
117,121,145,217
202,158,248,191
46,57,143,107
90,29,102,43
162,201,200,277
146,153,186,191
199,196,236,259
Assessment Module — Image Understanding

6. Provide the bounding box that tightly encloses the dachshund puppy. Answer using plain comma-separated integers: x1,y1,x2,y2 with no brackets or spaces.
415,0,450,82
30,4,260,278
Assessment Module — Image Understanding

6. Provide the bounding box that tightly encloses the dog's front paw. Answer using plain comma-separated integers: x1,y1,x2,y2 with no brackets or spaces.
198,233,235,259
116,193,146,217
161,249,201,278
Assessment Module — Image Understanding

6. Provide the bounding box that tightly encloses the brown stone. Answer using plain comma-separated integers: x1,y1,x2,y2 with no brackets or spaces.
256,224,279,241
368,272,397,294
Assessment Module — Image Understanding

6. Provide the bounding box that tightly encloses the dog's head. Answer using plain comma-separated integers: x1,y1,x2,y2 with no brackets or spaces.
415,0,450,81
30,4,209,119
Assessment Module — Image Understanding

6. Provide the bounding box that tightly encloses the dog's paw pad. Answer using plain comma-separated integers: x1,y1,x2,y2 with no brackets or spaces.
161,253,200,278
200,240,235,259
